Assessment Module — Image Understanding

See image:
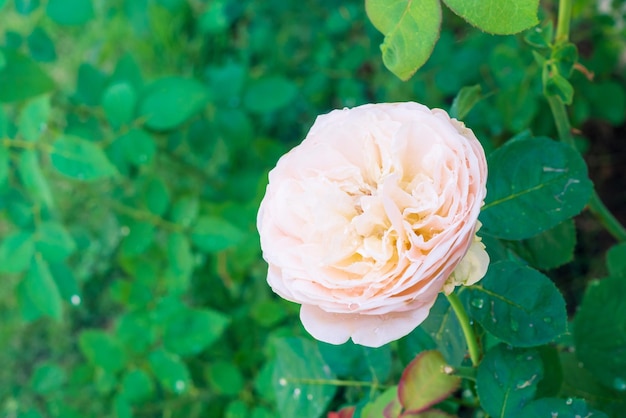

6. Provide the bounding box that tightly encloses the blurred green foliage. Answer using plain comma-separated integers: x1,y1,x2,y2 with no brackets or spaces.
1,0,625,417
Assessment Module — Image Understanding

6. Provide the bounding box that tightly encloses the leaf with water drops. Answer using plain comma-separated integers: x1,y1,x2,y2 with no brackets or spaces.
476,344,543,418
398,350,460,413
468,260,567,347
420,293,467,367
272,337,337,418
148,349,191,394
519,397,609,418
574,276,626,393
480,137,593,240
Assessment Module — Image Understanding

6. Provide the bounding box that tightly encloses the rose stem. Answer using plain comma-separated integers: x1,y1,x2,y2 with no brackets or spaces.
547,0,626,242
446,292,481,366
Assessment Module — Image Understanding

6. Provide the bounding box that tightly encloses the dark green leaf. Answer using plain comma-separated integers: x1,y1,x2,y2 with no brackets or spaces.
468,261,567,347
476,344,543,418
574,276,626,392
115,311,156,355
138,77,209,130
273,337,337,418
0,145,9,186
75,63,107,106
442,0,539,34
552,42,578,78
207,361,245,396
398,350,460,413
165,233,194,293
120,369,154,404
0,231,34,274
420,293,467,367
24,256,63,320
48,262,81,304
524,22,554,49
450,84,482,120
18,150,54,207
243,76,298,113
46,0,94,25
520,397,609,418
120,220,155,257
544,69,574,105
319,341,391,382
190,216,244,253
163,308,230,356
27,27,57,62
144,176,170,216
148,349,191,394
102,82,137,129
606,243,626,277
15,0,40,15
51,136,116,180
18,96,50,141
116,128,156,166
535,345,563,398
79,330,127,373
0,48,55,102
35,221,76,262
31,362,66,394
480,137,593,240
510,219,576,270
365,0,441,80
169,195,199,227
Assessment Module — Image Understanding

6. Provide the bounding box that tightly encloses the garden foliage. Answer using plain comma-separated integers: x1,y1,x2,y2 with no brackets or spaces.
1,0,626,417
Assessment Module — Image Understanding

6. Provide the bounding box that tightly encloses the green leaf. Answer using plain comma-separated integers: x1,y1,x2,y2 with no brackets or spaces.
361,386,401,418
113,396,133,418
165,233,194,293
163,308,230,356
0,48,55,102
51,135,117,180
18,150,54,208
520,397,609,418
18,96,50,141
79,330,127,373
48,262,81,304
243,76,298,113
468,261,567,347
15,0,40,15
524,22,554,49
24,256,63,320
144,176,170,216
102,82,137,129
190,216,244,253
476,344,543,418
148,349,191,394
115,311,156,355
552,42,578,78
120,220,155,257
0,145,9,186
398,350,460,413
365,0,441,80
480,137,593,240
509,219,576,270
207,361,245,396
35,221,76,262
544,68,574,105
115,128,156,166
138,77,209,130
0,231,34,274
606,242,626,277
442,0,539,35
31,362,66,394
120,369,154,404
420,294,467,367
273,337,337,418
535,345,563,398
450,84,482,120
574,276,626,392
169,195,199,227
319,341,391,382
27,27,57,63
46,0,94,25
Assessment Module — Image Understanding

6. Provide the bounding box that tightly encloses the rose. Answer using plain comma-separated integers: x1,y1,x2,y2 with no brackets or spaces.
257,102,488,347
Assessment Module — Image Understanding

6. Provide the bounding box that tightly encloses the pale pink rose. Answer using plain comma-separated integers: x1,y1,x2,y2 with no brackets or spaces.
257,102,488,347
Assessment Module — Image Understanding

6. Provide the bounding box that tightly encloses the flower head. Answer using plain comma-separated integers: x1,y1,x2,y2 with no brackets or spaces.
257,102,488,347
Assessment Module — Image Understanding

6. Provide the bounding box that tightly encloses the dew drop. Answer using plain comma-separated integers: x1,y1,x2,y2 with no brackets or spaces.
510,319,519,332
551,413,559,418
528,323,534,328
348,303,359,311
470,298,484,309
120,226,130,236
307,394,313,401
293,387,301,398
70,295,81,306
278,378,287,386
373,327,380,334
613,377,626,391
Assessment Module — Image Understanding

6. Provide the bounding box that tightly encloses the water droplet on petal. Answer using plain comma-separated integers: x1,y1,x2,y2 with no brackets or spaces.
470,298,484,309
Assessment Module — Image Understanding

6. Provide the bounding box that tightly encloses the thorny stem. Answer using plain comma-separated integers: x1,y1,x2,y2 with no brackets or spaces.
547,0,626,242
446,292,480,367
